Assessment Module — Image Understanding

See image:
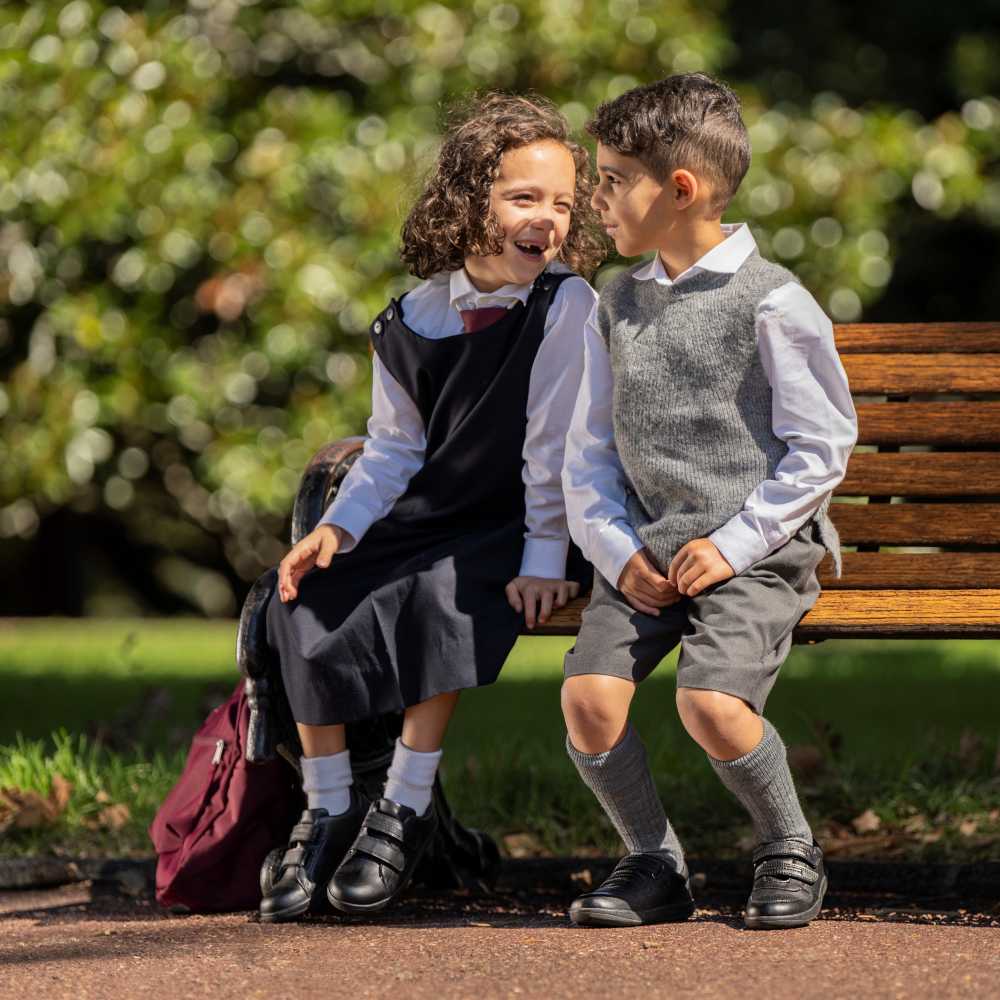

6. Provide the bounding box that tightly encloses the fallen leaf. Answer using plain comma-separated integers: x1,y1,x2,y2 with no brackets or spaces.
95,789,111,804
787,744,825,778
570,868,593,888
502,833,547,858
958,730,983,770
902,814,928,834
958,818,979,837
851,809,882,835
50,775,73,812
0,786,63,832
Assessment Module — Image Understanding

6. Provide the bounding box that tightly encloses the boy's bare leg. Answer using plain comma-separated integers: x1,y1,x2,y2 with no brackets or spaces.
676,688,811,845
562,674,634,753
673,688,762,760
562,675,686,873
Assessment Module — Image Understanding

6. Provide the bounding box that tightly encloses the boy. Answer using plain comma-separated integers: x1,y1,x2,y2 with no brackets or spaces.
560,74,857,929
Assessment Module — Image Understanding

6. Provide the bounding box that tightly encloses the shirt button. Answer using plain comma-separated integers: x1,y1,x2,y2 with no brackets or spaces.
386,308,394,321
373,320,383,334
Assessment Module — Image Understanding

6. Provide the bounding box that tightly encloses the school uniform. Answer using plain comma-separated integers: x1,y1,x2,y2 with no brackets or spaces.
266,264,596,726
562,223,858,712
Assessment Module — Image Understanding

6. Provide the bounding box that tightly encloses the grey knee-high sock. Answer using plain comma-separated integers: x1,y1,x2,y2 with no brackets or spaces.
709,718,812,847
566,724,686,875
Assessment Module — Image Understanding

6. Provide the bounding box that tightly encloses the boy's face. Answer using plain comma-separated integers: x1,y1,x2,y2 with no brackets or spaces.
465,139,576,292
591,142,674,258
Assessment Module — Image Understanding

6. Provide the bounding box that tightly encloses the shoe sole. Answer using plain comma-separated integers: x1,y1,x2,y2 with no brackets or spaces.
259,895,312,924
326,818,438,916
743,874,828,930
569,899,695,927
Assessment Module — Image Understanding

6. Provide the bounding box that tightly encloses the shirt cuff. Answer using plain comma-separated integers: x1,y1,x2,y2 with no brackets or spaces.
519,537,570,580
707,517,774,576
317,500,371,553
593,520,644,589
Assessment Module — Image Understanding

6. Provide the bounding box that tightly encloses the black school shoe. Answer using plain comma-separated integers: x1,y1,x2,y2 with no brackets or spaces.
326,797,438,914
569,852,695,927
744,838,827,930
259,788,367,923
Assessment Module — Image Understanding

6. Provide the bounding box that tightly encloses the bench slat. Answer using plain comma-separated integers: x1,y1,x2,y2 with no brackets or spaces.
835,323,1000,354
532,590,1000,638
856,402,1000,446
795,589,1000,638
831,502,1000,545
818,552,1000,589
837,453,1000,496
842,354,1000,394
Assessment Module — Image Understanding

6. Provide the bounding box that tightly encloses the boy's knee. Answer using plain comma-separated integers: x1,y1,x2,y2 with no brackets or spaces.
675,688,750,742
561,675,631,753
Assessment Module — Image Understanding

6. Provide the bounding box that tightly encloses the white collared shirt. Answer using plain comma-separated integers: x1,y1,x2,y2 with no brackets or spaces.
562,223,858,586
319,264,597,580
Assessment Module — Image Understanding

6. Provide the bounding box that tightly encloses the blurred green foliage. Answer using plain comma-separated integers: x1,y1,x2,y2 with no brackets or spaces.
1,1,998,615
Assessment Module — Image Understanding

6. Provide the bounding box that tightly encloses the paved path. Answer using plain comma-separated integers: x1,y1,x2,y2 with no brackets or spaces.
2,882,998,999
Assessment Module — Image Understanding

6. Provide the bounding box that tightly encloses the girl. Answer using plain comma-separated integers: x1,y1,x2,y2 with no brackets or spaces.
260,93,604,921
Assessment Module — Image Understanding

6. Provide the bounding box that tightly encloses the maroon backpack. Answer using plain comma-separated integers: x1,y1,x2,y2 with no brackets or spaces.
149,680,303,912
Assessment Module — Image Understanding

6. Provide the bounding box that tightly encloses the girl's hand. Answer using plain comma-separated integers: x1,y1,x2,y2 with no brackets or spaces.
667,538,735,597
505,576,581,629
278,524,348,603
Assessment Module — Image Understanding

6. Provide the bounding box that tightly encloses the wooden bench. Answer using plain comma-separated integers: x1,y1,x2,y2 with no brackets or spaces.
296,322,1000,642
236,321,998,888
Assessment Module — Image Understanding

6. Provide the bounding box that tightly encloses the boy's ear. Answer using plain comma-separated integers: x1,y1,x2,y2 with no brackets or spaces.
671,168,698,209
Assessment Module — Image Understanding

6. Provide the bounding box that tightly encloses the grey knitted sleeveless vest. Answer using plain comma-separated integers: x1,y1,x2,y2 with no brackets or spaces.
596,250,841,575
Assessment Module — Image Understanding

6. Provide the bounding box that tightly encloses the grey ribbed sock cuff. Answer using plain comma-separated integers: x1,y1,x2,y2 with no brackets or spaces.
709,718,812,847
566,724,686,875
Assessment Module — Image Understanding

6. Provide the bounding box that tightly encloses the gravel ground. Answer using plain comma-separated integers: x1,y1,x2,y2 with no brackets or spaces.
2,877,999,1000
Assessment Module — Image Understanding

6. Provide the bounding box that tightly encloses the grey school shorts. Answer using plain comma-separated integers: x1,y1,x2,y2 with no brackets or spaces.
563,520,828,714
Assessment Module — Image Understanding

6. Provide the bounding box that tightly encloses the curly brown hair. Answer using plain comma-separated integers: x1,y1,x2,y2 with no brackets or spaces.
401,93,606,280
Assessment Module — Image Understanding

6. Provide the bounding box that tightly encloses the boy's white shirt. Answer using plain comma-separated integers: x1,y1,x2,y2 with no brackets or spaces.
562,222,859,588
319,263,597,581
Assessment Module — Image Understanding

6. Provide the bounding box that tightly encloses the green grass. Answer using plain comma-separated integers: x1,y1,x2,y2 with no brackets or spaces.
2,619,999,861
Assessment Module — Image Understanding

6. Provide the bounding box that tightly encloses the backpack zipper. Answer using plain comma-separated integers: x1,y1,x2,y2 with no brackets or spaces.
211,738,225,765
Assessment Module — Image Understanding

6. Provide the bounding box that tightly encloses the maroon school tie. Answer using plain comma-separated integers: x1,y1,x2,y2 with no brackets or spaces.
459,306,509,333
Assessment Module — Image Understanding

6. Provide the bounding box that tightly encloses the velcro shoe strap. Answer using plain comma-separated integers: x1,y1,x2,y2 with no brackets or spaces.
753,838,816,866
754,858,819,885
365,811,405,842
354,834,405,872
281,846,306,868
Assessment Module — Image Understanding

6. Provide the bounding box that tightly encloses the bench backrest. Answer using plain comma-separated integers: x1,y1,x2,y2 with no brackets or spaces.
824,322,1000,591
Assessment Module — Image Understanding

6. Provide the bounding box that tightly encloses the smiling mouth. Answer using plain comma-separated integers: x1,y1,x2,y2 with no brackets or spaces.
514,240,547,259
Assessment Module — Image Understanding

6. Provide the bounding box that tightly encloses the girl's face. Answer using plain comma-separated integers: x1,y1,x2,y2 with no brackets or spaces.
464,139,577,292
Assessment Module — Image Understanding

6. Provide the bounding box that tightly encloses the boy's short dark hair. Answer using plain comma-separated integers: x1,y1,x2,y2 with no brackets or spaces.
587,73,750,215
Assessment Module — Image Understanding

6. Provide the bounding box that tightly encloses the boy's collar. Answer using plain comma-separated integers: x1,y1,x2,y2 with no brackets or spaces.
634,223,756,286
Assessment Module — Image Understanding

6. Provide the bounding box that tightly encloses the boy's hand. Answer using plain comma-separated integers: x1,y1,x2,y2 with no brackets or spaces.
616,548,681,616
505,577,581,630
277,524,349,603
668,538,735,597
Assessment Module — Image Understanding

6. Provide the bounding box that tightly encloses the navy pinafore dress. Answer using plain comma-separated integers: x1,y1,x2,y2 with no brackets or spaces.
266,270,582,726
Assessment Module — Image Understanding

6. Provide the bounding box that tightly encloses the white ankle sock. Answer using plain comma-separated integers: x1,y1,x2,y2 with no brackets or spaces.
300,749,353,816
382,739,441,815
